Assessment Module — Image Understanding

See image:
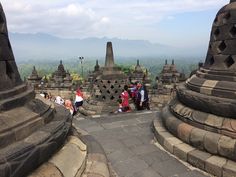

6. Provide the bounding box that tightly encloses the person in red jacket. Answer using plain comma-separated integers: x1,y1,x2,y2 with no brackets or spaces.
120,85,131,112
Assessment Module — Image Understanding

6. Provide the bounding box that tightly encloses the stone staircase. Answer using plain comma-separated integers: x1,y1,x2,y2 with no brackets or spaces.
0,95,72,177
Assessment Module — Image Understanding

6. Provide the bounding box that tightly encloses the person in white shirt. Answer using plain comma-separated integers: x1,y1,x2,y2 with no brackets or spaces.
55,96,64,105
75,88,84,109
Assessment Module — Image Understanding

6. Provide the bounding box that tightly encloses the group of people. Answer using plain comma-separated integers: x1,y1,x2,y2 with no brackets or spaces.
40,88,84,116
57,88,84,116
116,82,150,113
40,82,149,116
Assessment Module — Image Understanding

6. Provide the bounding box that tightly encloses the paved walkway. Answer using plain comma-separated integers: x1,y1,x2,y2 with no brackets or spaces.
73,111,211,177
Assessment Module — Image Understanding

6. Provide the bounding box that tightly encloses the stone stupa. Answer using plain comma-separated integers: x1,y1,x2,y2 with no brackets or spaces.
129,60,145,83
154,1,236,176
84,42,128,113
27,66,42,89
92,42,127,103
0,4,72,177
159,60,181,84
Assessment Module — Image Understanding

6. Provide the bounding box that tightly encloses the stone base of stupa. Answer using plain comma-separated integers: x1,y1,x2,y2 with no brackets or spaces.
0,86,72,177
153,114,236,177
153,83,236,177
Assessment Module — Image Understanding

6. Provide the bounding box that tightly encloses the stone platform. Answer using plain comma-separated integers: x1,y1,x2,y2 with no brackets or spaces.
153,112,236,177
73,111,211,177
28,129,111,177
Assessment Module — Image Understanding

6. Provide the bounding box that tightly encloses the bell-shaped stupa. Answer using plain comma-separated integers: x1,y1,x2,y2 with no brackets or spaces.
92,42,127,103
0,3,72,177
154,1,236,176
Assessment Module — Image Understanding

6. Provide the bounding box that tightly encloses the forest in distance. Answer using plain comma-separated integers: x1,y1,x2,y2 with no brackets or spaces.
17,57,200,83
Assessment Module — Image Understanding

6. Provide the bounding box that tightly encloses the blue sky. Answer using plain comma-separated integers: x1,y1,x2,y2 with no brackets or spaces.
0,0,229,48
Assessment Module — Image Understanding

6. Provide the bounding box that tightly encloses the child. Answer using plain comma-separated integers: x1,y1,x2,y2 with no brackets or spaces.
120,85,131,112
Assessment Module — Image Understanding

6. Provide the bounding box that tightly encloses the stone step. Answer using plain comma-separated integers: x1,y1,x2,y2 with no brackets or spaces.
28,136,87,177
161,106,236,161
0,106,71,177
152,117,236,177
0,88,35,111
0,84,27,100
0,98,55,148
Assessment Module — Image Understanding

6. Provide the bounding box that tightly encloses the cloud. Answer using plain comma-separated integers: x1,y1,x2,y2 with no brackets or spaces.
0,0,229,44
1,0,110,38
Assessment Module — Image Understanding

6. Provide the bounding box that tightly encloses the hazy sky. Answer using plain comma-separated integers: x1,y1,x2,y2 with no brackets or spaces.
0,0,229,47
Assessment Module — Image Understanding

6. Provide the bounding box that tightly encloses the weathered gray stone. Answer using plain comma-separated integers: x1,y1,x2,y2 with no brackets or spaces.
163,137,183,153
187,149,212,171
205,156,227,177
49,143,86,177
165,115,182,136
173,143,195,161
218,136,236,161
158,131,173,146
68,136,87,151
189,128,206,150
204,132,221,155
85,158,110,177
177,123,194,143
28,163,63,177
223,160,236,177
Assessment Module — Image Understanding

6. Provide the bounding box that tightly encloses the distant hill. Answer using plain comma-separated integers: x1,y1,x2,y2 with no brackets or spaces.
9,32,207,61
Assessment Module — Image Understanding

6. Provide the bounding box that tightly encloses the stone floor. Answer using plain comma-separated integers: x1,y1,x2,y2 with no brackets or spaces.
73,111,212,177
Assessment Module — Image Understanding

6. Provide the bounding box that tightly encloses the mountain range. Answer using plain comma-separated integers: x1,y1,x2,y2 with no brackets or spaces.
9,32,207,62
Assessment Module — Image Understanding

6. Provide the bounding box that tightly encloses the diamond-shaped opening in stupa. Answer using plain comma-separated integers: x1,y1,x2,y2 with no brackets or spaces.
218,41,227,52
206,56,215,66
214,28,220,38
230,25,236,36
110,95,115,100
224,56,235,68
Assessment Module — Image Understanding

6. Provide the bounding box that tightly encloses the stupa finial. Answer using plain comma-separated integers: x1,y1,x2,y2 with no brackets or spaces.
105,42,115,68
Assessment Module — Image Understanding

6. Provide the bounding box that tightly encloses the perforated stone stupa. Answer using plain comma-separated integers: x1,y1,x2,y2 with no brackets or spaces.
155,1,236,176
49,60,73,89
0,7,22,92
0,4,71,176
27,66,42,89
129,60,146,83
159,60,182,84
91,42,128,103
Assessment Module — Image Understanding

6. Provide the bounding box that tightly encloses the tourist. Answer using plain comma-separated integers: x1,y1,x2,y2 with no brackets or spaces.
43,92,48,99
39,92,45,98
120,85,131,112
115,98,123,113
55,96,64,105
129,83,137,100
46,92,52,100
64,99,75,115
135,82,150,110
74,87,84,109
